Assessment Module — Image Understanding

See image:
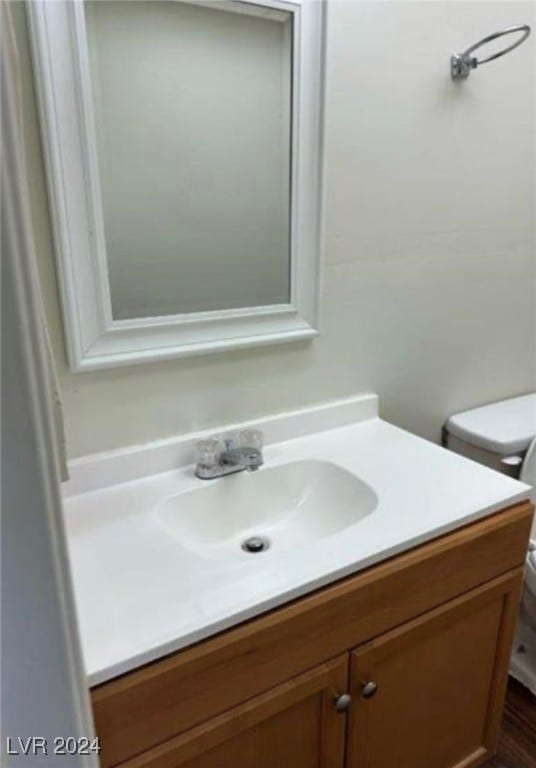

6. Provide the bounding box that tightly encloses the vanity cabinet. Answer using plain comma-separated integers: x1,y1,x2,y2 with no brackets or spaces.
112,656,348,768
91,501,533,768
347,575,519,768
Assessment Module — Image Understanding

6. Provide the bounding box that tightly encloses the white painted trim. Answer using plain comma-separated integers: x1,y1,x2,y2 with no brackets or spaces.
27,0,325,371
63,394,379,496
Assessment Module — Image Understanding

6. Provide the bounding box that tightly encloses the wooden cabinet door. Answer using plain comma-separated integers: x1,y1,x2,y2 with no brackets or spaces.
346,571,523,768
123,656,348,768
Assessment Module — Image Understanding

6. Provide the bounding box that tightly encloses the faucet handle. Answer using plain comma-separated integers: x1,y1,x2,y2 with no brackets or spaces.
238,428,264,452
239,428,264,470
195,438,220,470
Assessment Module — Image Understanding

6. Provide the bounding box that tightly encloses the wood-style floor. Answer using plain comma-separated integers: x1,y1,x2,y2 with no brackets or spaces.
485,678,536,768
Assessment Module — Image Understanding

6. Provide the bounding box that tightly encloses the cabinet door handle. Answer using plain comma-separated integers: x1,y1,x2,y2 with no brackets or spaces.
334,693,352,712
361,681,378,698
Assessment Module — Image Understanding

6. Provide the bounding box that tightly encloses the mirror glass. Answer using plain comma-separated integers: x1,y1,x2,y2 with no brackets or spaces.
85,0,292,320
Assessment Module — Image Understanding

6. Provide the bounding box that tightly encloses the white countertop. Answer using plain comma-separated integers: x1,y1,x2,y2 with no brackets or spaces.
63,398,531,686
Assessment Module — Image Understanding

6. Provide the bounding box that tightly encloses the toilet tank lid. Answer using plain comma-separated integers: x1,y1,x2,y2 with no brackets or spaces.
446,393,536,455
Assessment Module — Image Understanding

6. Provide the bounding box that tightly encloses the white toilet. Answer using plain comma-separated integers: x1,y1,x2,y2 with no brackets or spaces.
444,393,536,694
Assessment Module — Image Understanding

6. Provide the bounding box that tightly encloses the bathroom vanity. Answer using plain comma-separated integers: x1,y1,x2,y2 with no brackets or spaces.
62,396,534,768
90,501,532,768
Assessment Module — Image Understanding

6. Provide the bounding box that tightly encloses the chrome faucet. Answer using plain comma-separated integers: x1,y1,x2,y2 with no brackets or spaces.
195,429,264,480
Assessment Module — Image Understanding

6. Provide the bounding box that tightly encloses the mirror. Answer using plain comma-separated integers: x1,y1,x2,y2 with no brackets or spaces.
86,0,292,320
29,0,324,370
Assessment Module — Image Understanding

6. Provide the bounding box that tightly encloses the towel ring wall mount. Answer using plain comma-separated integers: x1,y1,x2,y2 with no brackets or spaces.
451,24,531,80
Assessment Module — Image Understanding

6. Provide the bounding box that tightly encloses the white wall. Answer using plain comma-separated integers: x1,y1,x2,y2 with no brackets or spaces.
2,7,96,760
85,0,291,319
16,0,536,459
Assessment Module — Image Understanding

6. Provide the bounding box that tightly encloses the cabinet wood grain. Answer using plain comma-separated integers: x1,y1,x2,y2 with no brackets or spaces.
114,656,348,768
347,571,523,768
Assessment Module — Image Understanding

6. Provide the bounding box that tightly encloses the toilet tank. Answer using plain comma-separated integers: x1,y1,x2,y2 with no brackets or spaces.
444,393,536,479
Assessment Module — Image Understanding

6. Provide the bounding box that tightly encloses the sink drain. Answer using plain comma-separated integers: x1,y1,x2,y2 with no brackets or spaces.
241,535,270,554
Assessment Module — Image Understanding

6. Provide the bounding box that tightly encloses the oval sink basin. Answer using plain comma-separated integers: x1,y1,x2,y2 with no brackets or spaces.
157,460,378,559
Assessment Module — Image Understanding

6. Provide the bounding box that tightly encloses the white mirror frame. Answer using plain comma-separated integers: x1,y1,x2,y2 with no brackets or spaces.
28,0,325,372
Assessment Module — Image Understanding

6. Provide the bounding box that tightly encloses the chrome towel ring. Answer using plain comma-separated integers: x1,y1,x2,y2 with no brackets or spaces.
451,24,531,80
